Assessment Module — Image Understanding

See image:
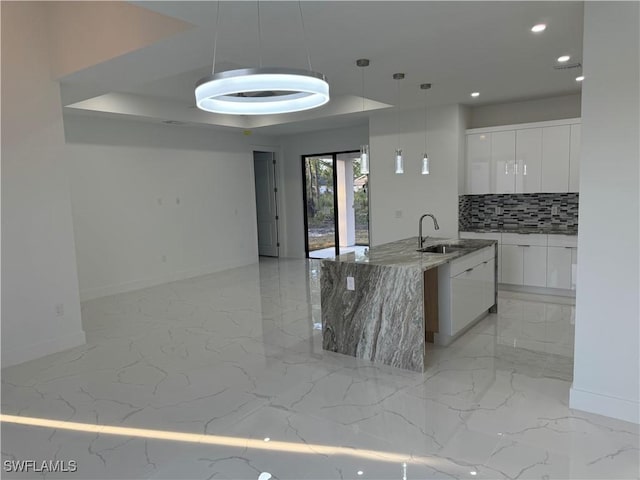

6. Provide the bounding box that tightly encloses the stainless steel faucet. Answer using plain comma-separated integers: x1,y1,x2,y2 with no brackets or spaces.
418,213,440,249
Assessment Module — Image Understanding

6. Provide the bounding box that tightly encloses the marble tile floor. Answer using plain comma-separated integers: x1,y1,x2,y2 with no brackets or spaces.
1,258,638,480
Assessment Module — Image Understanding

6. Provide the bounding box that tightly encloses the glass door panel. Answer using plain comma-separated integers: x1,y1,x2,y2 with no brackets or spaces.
304,156,337,257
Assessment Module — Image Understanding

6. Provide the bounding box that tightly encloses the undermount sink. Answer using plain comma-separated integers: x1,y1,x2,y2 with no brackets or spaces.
417,243,468,254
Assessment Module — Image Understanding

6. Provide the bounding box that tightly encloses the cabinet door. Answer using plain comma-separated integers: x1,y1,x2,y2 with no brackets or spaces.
482,259,496,310
515,128,542,193
492,130,516,194
450,268,475,335
571,247,578,290
523,245,547,287
569,124,581,192
501,245,523,285
547,246,572,289
466,134,491,194
541,125,571,192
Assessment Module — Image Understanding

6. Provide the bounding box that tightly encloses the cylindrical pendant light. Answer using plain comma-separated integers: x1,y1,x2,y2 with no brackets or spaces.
420,83,432,175
393,73,405,174
360,144,370,175
395,149,404,174
357,59,370,174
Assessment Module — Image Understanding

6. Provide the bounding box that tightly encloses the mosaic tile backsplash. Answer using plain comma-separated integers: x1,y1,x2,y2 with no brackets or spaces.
459,193,579,232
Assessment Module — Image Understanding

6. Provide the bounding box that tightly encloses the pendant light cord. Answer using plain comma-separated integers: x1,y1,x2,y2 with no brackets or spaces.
424,89,428,152
257,0,263,67
211,1,221,74
396,78,400,148
298,1,313,71
361,67,365,112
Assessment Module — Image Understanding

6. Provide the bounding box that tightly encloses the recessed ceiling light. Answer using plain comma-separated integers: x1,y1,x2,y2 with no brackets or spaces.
357,471,364,476
470,471,478,476
471,92,480,97
557,55,571,63
576,75,585,82
263,437,270,442
531,24,546,33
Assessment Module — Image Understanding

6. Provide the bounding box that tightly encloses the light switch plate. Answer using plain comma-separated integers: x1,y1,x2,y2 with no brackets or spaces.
346,276,355,290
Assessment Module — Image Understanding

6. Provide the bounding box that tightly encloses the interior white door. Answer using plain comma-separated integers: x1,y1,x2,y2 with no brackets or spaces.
253,152,279,257
466,133,491,194
541,125,571,192
516,128,542,193
492,130,516,193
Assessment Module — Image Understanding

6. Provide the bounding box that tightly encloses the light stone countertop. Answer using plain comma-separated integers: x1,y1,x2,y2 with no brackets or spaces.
322,236,497,271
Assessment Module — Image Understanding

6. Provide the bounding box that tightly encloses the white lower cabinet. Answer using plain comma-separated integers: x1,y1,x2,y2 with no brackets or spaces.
460,231,576,294
571,248,578,290
501,245,524,285
439,246,496,341
546,235,578,290
451,268,479,336
523,245,547,287
459,232,501,282
547,246,573,289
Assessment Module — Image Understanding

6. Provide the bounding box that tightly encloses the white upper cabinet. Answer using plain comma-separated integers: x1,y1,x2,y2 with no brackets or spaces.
569,124,581,192
466,134,491,194
492,130,516,194
541,125,571,192
515,128,542,193
465,119,580,195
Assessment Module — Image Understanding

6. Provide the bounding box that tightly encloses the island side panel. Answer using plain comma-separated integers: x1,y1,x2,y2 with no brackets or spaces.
423,268,439,343
321,261,425,372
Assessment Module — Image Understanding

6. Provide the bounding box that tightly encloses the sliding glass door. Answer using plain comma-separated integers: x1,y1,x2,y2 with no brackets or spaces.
303,155,337,257
302,151,369,258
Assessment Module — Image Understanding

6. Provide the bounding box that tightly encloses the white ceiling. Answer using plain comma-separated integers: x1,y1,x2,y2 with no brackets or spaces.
62,1,584,135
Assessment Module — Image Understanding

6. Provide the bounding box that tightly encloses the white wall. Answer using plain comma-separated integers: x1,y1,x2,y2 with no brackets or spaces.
279,124,368,258
570,2,639,424
369,105,466,245
1,3,86,367
64,114,278,300
469,94,581,128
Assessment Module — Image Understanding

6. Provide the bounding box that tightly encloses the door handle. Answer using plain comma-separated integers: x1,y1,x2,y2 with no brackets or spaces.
465,267,474,273
517,245,530,247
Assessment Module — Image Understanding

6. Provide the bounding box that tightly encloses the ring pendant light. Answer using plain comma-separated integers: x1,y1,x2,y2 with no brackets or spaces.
195,1,329,115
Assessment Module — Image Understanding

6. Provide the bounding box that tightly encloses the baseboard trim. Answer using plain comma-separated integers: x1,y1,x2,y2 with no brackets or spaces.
499,283,576,298
2,330,86,368
570,385,640,424
79,259,257,301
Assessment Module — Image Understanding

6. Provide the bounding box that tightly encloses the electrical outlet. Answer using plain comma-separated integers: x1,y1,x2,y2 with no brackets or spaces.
346,276,355,291
395,210,403,219
176,197,180,205
157,198,163,206
551,205,560,215
162,255,167,263
55,303,64,317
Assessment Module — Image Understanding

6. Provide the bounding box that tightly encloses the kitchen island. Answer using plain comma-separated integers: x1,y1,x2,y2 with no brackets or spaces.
320,237,497,372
